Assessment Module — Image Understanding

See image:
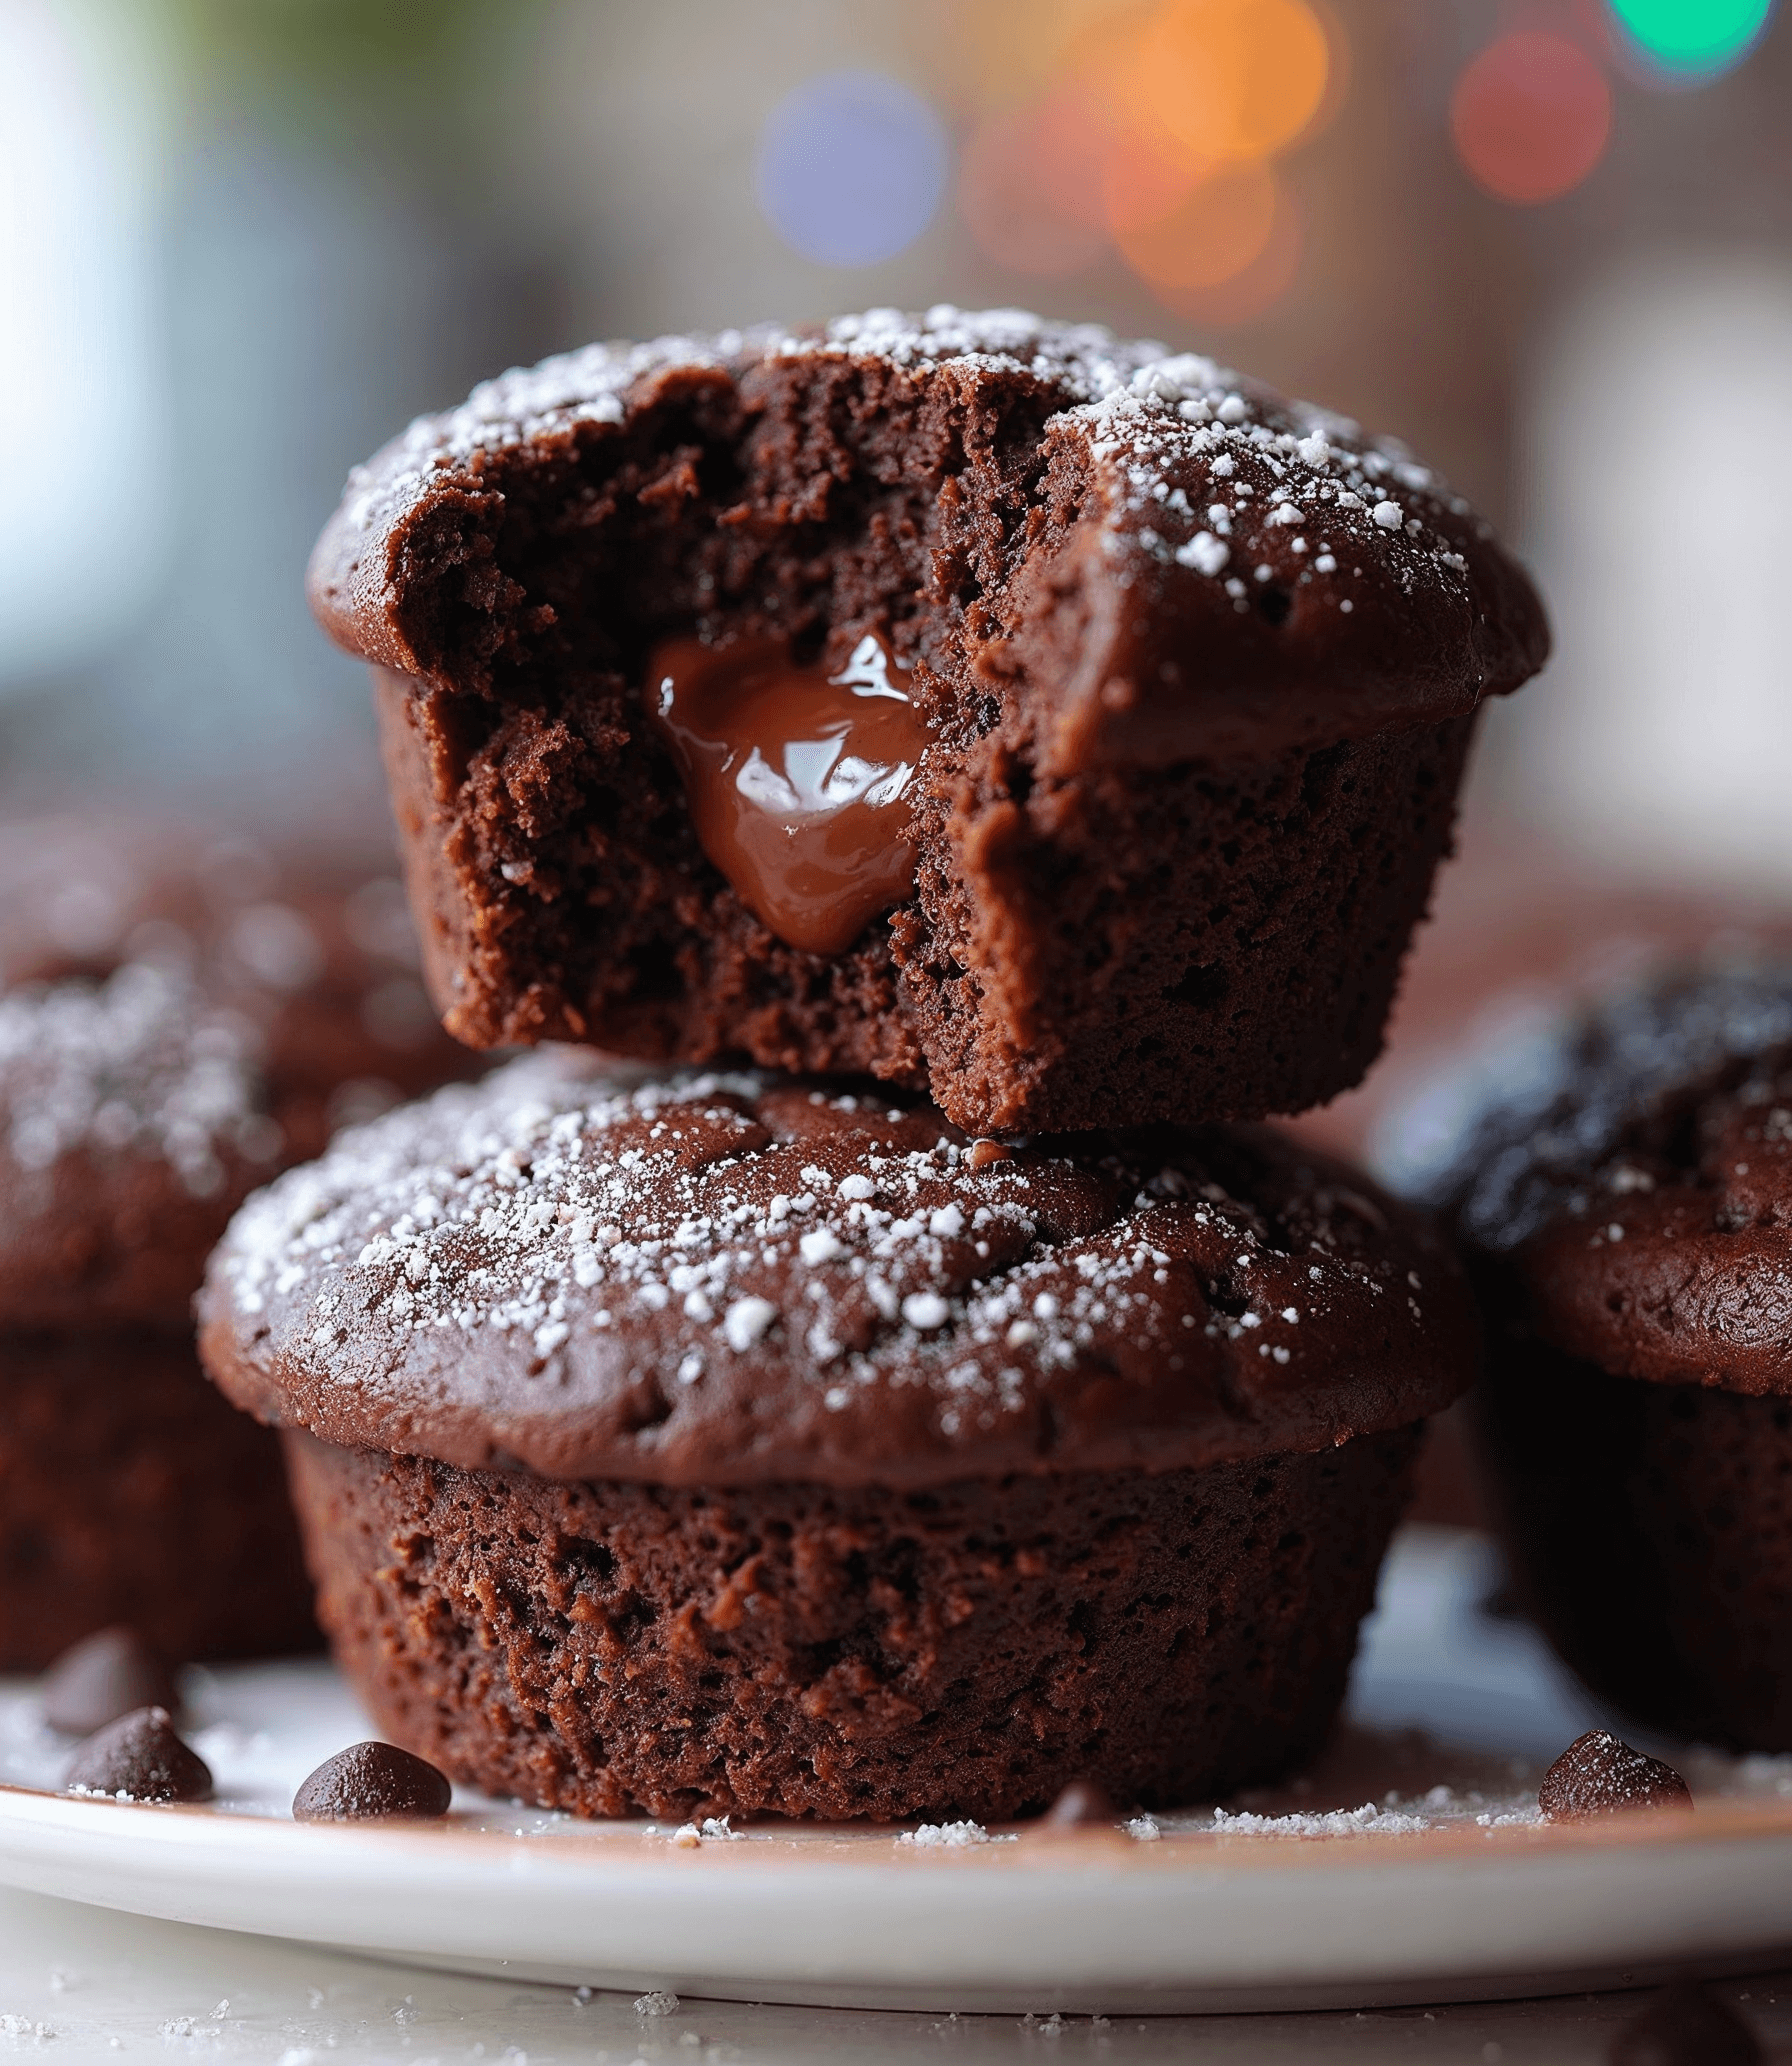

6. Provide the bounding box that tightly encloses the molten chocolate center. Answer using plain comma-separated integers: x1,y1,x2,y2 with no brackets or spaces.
646,632,928,956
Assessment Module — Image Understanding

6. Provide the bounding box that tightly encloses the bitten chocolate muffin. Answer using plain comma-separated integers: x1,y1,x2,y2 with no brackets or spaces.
199,1052,1474,1822
0,815,479,1669
1409,965,1792,1750
309,307,1547,1136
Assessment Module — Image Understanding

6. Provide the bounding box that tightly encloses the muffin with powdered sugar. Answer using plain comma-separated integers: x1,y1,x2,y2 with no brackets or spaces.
199,1050,1476,1822
0,812,479,1670
309,307,1547,1138
1409,963,1792,1751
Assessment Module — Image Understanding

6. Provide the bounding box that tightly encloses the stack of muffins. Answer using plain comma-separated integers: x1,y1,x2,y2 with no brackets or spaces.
0,815,475,1668
196,309,1549,1821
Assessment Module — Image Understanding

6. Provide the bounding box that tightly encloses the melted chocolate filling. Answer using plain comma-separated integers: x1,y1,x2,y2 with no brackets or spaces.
646,631,927,956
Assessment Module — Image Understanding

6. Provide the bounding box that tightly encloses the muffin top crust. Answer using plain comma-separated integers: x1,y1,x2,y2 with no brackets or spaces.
199,1052,1474,1487
309,306,1547,769
1405,965,1792,1395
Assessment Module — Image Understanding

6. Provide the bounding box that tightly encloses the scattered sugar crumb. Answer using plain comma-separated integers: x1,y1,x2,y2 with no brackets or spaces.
897,1820,1015,1848
1211,1801,1430,1837
667,1815,741,1846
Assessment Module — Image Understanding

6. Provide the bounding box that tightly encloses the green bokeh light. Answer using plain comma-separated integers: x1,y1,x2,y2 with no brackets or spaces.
1609,0,1775,72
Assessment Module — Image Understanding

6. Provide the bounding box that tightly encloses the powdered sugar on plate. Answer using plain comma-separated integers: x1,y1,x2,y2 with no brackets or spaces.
897,1821,1014,1849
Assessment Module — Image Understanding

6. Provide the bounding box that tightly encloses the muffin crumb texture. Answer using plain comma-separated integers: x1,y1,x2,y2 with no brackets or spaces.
286,1425,1418,1823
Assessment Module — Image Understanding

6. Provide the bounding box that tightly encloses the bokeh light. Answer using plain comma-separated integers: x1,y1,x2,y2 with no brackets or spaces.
1110,156,1280,289
1608,0,1774,77
1101,124,1208,236
957,96,1108,276
1015,87,1116,231
1451,32,1612,205
926,0,1140,120
1123,0,1330,168
1145,176,1302,327
949,0,1343,318
756,70,950,267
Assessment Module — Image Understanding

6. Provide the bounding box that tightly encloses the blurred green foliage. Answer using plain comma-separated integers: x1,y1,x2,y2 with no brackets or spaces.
170,0,501,80
163,0,551,143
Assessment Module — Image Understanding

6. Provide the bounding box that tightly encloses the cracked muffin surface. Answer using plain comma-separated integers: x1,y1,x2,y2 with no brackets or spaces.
199,1049,1473,1819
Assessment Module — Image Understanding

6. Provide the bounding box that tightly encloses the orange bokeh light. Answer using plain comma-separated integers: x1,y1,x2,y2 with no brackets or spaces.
1020,85,1119,229
1101,122,1207,234
1110,155,1281,291
1450,31,1612,205
959,98,1111,274
921,0,1149,118
1126,0,1331,166
951,0,1339,315
1146,174,1301,326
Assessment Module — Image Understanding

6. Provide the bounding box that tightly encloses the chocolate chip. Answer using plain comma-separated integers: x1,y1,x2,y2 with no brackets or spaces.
1607,1980,1762,2064
292,1741,452,1822
64,1707,213,1803
1539,1731,1692,1821
1039,1779,1117,1827
41,1627,181,1737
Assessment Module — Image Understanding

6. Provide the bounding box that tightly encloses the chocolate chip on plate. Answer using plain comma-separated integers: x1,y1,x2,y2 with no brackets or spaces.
1607,1979,1762,2064
292,1741,452,1822
1039,1778,1117,1828
1539,1731,1692,1821
64,1707,213,1803
41,1627,181,1737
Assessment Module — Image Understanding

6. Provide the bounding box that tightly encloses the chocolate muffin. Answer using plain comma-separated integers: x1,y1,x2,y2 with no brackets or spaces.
1410,965,1792,1749
0,960,317,1666
199,1051,1474,1822
309,307,1547,1137
0,811,476,1158
0,816,479,1669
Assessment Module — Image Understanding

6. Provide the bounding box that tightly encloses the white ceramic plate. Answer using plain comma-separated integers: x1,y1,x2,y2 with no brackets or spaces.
3,1528,1791,2015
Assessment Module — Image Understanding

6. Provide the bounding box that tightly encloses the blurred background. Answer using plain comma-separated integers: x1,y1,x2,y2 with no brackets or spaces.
1,0,1789,1019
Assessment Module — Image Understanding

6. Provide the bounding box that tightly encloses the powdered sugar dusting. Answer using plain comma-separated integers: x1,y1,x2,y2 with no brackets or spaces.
0,962,271,1198
1076,351,1476,613
340,332,739,537
334,306,1485,622
1131,1782,1544,1842
206,1050,1459,1483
